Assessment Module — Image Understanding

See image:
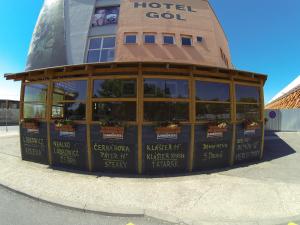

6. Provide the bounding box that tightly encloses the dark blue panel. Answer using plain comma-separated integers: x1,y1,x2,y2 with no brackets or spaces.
142,125,190,174
193,125,231,170
234,123,262,164
50,124,88,170
20,122,49,165
90,125,138,173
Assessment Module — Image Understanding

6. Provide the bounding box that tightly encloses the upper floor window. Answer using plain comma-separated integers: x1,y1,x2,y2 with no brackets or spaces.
92,7,120,27
144,34,156,44
124,34,137,44
163,35,175,45
181,36,192,46
87,36,115,63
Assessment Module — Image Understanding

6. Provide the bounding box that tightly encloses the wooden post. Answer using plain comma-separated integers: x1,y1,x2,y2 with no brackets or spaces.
229,76,236,166
86,73,93,171
19,80,25,122
46,74,53,165
188,67,195,172
260,80,265,160
137,63,143,174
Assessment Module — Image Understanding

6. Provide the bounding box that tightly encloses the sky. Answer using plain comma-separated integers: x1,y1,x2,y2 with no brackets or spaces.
0,0,300,102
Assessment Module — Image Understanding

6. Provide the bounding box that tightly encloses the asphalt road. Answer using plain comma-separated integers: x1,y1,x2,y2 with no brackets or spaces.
0,186,176,225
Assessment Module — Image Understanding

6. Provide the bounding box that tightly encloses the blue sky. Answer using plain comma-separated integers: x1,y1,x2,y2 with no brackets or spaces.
0,0,300,102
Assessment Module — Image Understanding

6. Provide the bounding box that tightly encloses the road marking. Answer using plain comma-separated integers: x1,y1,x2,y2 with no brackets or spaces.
288,222,298,225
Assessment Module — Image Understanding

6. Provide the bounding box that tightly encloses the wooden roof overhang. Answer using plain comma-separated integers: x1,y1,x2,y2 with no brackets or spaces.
4,61,267,84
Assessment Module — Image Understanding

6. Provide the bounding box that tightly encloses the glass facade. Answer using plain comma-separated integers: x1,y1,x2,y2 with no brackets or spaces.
144,79,189,98
52,80,87,120
24,83,48,119
93,79,136,98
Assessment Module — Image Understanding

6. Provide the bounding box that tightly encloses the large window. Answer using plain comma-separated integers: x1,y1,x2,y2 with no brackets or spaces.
236,84,261,121
144,78,189,122
195,81,230,121
91,7,120,27
23,83,48,119
87,36,115,63
93,79,136,98
52,80,87,120
144,79,188,98
92,79,137,122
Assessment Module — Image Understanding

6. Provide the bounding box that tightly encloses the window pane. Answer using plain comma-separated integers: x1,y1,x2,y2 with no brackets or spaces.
102,37,115,48
93,79,136,98
125,35,136,44
144,35,155,44
163,36,174,44
144,79,188,98
144,102,189,122
92,7,120,27
92,102,136,121
236,85,260,103
196,103,231,121
182,37,192,46
53,81,87,102
100,49,115,62
24,84,47,102
87,50,100,63
196,81,230,101
24,103,46,119
236,104,260,121
52,103,86,120
89,38,102,49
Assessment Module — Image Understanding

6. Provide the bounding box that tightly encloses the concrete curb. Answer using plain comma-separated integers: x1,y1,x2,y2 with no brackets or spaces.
0,181,185,224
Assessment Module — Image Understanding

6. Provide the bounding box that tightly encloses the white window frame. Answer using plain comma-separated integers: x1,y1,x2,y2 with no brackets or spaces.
86,35,116,63
124,33,138,44
163,34,175,45
181,35,193,46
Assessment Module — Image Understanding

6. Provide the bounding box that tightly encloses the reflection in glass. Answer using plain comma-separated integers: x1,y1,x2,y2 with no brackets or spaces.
236,85,260,103
236,104,260,121
100,49,115,62
196,103,230,121
144,102,189,121
52,103,86,120
102,37,116,48
89,38,102,49
53,81,87,102
196,81,230,101
24,103,46,119
24,84,47,102
93,102,136,121
87,50,100,62
93,79,136,98
144,79,188,98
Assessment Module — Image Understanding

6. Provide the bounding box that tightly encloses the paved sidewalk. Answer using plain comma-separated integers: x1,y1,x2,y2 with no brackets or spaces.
0,131,300,225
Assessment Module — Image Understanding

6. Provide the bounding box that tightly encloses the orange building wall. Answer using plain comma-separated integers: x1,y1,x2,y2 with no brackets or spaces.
115,0,232,68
